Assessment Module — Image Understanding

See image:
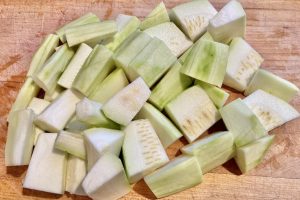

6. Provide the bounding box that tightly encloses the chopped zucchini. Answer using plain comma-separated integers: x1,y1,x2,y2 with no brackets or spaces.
27,97,50,115
44,85,64,101
65,115,93,133
34,127,43,145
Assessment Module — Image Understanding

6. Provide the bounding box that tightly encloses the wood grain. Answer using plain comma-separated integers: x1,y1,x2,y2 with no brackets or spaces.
0,0,299,199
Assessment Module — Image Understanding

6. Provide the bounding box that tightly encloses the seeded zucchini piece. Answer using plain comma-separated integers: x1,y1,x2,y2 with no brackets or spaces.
5,109,35,166
181,39,229,87
73,45,115,96
140,2,170,30
196,80,229,108
224,37,263,91
32,44,75,95
65,115,93,133
28,97,50,115
58,43,93,89
23,133,67,194
27,34,59,77
149,61,193,110
144,22,193,57
244,69,299,102
144,155,202,198
220,98,267,147
165,86,220,143
35,89,83,132
83,128,124,170
170,0,217,41
127,37,176,87
235,135,274,174
56,12,100,42
208,0,246,43
123,119,169,183
89,68,129,104
65,21,117,47
136,103,182,148
54,131,86,159
102,77,151,126
181,131,235,173
82,153,131,200
243,90,300,131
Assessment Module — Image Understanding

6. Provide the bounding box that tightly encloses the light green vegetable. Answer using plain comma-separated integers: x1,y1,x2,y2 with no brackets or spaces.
44,85,64,102
34,127,44,145
27,97,50,115
65,115,93,133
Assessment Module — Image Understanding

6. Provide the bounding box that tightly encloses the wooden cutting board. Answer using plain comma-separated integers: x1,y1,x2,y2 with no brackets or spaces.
0,0,300,199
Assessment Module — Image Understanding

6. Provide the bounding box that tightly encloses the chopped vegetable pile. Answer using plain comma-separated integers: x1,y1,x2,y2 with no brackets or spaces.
5,0,300,199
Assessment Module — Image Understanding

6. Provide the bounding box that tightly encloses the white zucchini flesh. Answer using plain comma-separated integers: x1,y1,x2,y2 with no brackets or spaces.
23,133,67,194
65,115,93,133
243,90,300,131
34,127,44,145
102,77,151,126
44,85,64,102
82,153,131,200
122,119,169,184
27,97,50,115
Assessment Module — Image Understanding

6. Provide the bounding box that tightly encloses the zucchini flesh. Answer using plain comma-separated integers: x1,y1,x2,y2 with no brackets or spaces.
65,115,93,133
149,61,193,110
165,86,220,143
5,109,35,166
123,119,169,183
44,85,64,101
135,102,182,148
220,98,267,147
102,77,151,126
244,69,299,102
23,133,67,194
140,2,170,30
144,155,202,198
170,0,217,41
27,97,50,115
243,90,300,131
82,153,131,200
58,43,93,89
34,127,43,145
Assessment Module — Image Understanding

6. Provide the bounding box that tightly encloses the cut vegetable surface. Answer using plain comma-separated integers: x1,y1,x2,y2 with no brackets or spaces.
27,97,50,115
65,115,93,133
44,85,64,102
123,119,169,183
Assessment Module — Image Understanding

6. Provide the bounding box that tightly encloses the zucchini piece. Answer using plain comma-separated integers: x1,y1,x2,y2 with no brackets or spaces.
66,155,87,196
102,77,151,126
243,90,300,131
220,98,267,147
123,119,169,183
127,37,176,87
135,102,182,148
181,131,235,173
165,86,220,143
196,80,229,108
170,0,217,41
44,85,64,101
235,135,275,173
65,21,117,47
27,34,59,77
82,153,131,200
56,12,100,42
58,43,93,89
149,61,193,110
34,127,43,145
181,39,229,87
27,97,50,115
83,128,124,170
72,45,115,96
5,109,35,166
89,68,129,104
54,131,86,159
35,89,83,132
65,115,93,133
224,37,263,91
23,133,67,194
144,22,193,57
244,69,299,102
32,44,75,95
140,2,170,30
144,155,202,198
208,0,246,43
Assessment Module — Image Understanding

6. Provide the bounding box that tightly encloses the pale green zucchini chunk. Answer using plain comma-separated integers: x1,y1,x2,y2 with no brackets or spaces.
219,98,267,147
27,97,50,115
23,133,67,194
235,135,275,174
34,127,44,145
144,155,203,198
244,69,299,102
243,90,300,131
44,85,64,102
65,115,93,133
208,0,246,43
165,86,220,143
181,39,229,87
122,119,169,183
170,0,217,41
